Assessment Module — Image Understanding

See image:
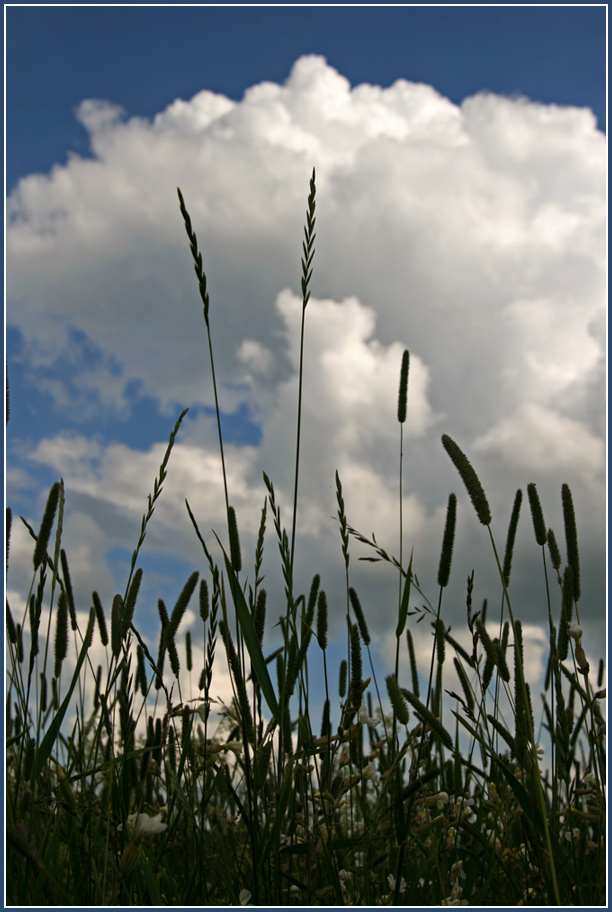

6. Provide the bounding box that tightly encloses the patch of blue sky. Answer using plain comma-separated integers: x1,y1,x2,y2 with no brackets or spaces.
7,325,261,453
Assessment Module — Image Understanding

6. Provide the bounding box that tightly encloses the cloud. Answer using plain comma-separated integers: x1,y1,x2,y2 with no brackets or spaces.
7,55,606,686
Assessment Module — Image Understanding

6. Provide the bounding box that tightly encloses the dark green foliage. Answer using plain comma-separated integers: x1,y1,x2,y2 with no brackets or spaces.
441,435,491,526
527,483,547,546
562,484,581,602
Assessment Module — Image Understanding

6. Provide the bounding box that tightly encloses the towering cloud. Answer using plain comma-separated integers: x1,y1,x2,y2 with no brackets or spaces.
7,56,605,681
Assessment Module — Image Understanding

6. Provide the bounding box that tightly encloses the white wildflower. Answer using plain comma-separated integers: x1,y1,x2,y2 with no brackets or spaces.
361,761,380,785
568,624,583,640
358,705,378,728
121,812,167,837
239,889,252,905
437,791,449,809
387,874,407,893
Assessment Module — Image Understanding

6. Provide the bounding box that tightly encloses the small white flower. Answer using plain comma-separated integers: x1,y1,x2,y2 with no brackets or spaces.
223,740,243,757
361,761,380,785
569,624,583,640
121,812,167,837
436,791,449,809
239,889,252,905
358,705,378,728
387,874,407,893
583,772,597,789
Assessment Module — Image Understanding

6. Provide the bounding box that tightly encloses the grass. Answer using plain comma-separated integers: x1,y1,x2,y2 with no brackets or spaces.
5,170,606,906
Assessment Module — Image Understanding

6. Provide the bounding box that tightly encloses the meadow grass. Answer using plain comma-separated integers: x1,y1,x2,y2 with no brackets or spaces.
5,171,606,906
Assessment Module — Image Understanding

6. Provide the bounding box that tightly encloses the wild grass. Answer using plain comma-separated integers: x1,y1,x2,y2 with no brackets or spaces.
5,171,606,906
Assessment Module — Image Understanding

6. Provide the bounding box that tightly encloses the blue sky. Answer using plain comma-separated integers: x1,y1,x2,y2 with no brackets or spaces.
5,5,607,727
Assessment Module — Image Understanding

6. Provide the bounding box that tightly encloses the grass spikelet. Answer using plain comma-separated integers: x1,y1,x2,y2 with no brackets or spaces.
557,565,574,661
6,506,11,574
185,631,193,673
397,349,410,424
54,591,69,680
6,602,17,644
320,698,331,738
28,593,40,664
155,599,169,687
499,621,511,683
339,658,347,698
547,528,562,574
59,549,77,630
441,435,491,526
349,587,371,645
254,738,273,791
513,621,529,763
487,714,516,753
406,629,420,697
502,489,522,586
177,187,210,325
254,589,267,647
526,483,547,546
401,688,454,750
350,623,363,710
92,591,108,647
453,657,475,716
301,168,316,310
33,481,60,569
111,594,123,658
435,617,446,667
336,471,350,570
437,492,457,588
316,590,328,650
199,578,209,624
122,567,143,638
562,483,581,602
386,674,410,725
169,571,199,642
220,619,254,745
228,506,242,573
136,644,147,697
